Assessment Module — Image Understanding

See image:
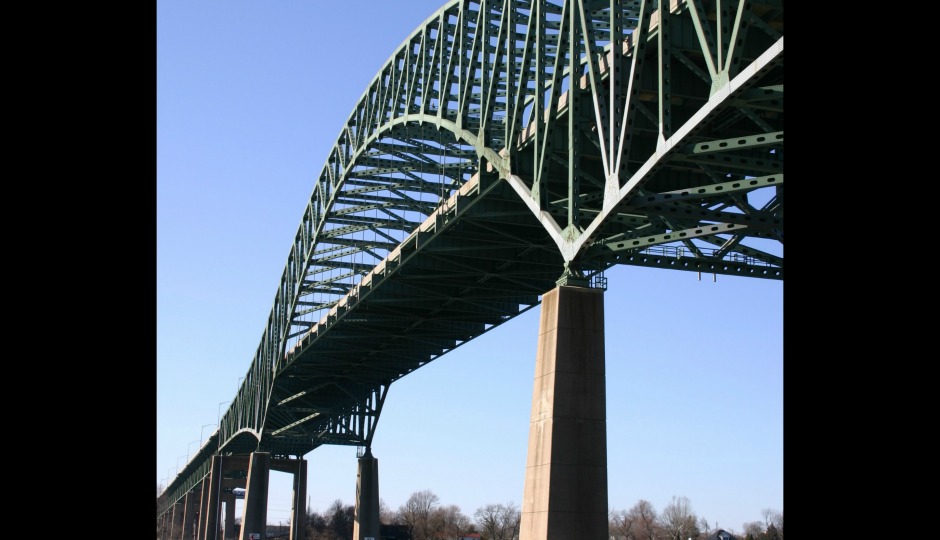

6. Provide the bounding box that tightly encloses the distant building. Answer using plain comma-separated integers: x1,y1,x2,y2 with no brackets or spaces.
704,529,737,540
264,523,290,538
380,524,412,540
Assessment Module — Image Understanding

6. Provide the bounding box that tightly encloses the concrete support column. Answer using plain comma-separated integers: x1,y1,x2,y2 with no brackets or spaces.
197,477,210,540
352,450,380,540
520,285,608,540
182,490,199,540
290,459,307,540
222,493,237,540
202,455,223,540
160,511,169,540
239,452,270,540
171,501,185,540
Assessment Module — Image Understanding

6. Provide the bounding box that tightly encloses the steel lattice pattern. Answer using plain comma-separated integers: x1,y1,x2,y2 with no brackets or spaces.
160,0,782,512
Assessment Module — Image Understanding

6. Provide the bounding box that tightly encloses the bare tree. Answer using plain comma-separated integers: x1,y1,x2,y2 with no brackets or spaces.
429,504,472,539
474,502,520,540
761,508,782,536
764,523,781,540
698,516,710,536
741,521,763,539
659,496,699,540
304,508,329,540
609,508,636,540
325,499,355,539
610,500,658,540
632,500,659,540
380,497,398,525
399,489,440,540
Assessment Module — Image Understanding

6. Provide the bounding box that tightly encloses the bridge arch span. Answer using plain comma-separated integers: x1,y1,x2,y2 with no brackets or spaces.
214,0,783,481
218,429,263,456
163,0,783,519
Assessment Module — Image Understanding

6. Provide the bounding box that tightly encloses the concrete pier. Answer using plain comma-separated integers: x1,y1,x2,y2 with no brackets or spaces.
160,511,169,540
182,486,198,539
190,453,304,540
519,285,608,540
197,478,210,540
222,491,236,539
240,452,270,540
171,501,185,540
201,455,223,540
290,460,307,540
270,457,308,540
352,450,380,540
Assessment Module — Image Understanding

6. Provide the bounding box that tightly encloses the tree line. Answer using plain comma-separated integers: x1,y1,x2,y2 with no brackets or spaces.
299,491,782,540
609,496,783,540
302,490,519,540
157,483,782,540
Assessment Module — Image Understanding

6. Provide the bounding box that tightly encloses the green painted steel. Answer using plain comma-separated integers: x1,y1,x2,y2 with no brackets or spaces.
159,0,783,516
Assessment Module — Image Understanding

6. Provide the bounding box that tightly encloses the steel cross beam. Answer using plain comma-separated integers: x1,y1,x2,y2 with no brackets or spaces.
160,0,783,517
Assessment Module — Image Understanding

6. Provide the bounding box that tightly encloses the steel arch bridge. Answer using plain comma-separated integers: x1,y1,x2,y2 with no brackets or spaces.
158,0,782,520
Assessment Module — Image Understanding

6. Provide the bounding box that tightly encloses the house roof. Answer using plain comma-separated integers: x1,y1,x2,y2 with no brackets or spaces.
704,529,738,540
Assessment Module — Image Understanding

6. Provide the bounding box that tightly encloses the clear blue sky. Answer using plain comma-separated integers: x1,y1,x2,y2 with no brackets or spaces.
157,0,783,534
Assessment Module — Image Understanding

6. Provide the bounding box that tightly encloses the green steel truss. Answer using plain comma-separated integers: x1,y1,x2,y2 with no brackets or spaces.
159,0,783,514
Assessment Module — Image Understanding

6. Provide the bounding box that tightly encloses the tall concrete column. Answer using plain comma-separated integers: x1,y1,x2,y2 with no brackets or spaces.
520,285,608,540
171,501,185,540
222,493,237,540
239,452,270,540
182,489,198,540
290,459,307,540
197,477,210,540
201,455,223,540
352,450,380,540
161,511,170,540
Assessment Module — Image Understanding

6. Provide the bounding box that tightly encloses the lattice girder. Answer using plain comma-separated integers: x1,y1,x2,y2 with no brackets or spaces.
162,0,782,515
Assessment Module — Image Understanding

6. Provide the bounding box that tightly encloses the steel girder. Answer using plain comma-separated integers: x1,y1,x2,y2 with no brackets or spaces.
160,0,783,516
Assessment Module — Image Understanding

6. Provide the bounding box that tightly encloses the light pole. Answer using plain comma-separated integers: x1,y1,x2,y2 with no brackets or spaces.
177,454,188,473
218,401,230,423
187,439,200,460
200,423,216,444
